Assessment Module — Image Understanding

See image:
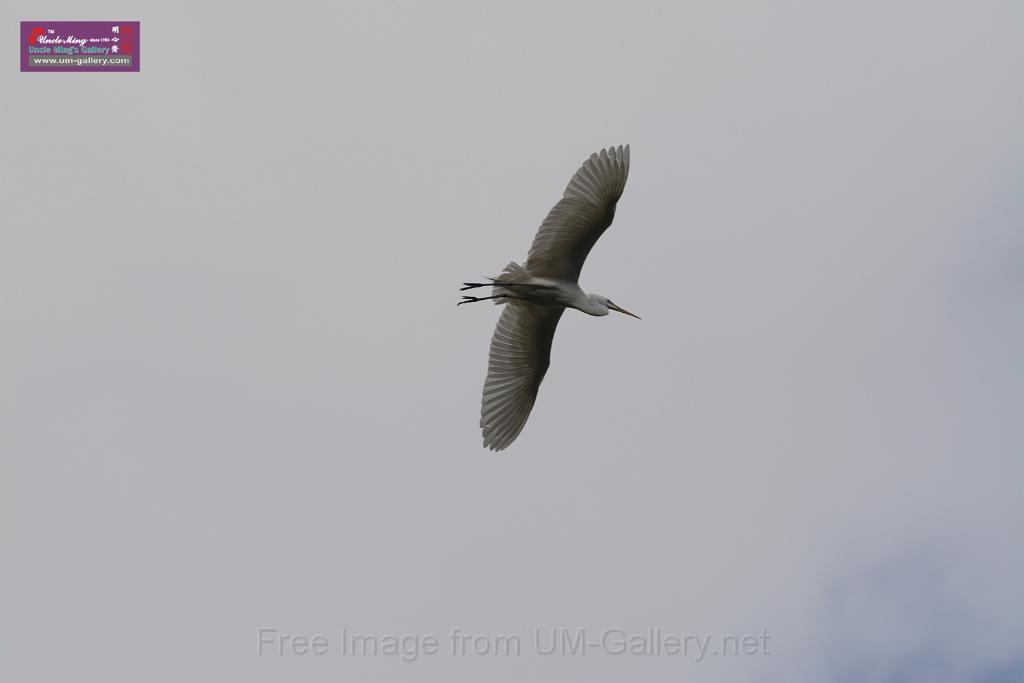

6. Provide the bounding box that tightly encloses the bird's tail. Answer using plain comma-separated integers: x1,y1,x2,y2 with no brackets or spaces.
491,262,529,304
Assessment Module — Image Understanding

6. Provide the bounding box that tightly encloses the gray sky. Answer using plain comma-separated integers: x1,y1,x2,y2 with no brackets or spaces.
3,2,1022,682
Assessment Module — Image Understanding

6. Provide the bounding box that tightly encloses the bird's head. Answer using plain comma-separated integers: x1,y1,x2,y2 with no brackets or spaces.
589,294,642,319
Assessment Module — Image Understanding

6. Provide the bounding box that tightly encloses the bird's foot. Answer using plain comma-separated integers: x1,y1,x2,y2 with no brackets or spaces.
458,294,521,306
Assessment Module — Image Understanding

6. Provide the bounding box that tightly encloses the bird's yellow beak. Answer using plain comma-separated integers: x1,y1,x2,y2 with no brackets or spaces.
608,302,642,319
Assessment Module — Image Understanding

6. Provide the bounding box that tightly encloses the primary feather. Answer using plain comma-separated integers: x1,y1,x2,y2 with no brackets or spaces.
526,145,630,282
480,303,564,451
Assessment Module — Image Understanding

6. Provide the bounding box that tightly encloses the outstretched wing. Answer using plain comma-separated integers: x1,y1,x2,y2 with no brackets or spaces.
525,145,630,282
480,302,565,451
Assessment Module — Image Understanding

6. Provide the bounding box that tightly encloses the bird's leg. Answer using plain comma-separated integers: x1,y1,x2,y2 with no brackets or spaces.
457,294,527,306
460,281,541,291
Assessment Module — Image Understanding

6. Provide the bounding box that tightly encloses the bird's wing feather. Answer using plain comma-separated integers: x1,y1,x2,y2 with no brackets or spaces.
480,302,565,451
525,145,630,282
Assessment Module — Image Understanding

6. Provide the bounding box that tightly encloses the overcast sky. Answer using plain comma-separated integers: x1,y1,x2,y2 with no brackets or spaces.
3,2,1022,682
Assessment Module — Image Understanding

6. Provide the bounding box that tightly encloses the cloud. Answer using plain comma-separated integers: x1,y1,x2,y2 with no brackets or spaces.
818,545,1024,683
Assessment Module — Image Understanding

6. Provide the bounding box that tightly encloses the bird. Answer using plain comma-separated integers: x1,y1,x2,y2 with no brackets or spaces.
459,145,639,451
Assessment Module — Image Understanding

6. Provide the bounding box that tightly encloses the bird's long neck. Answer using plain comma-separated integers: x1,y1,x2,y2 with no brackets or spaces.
578,292,609,316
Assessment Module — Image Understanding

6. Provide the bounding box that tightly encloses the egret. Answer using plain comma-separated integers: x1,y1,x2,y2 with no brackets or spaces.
459,145,639,451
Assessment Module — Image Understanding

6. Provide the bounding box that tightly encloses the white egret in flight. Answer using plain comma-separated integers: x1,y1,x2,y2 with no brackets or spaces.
459,145,639,451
